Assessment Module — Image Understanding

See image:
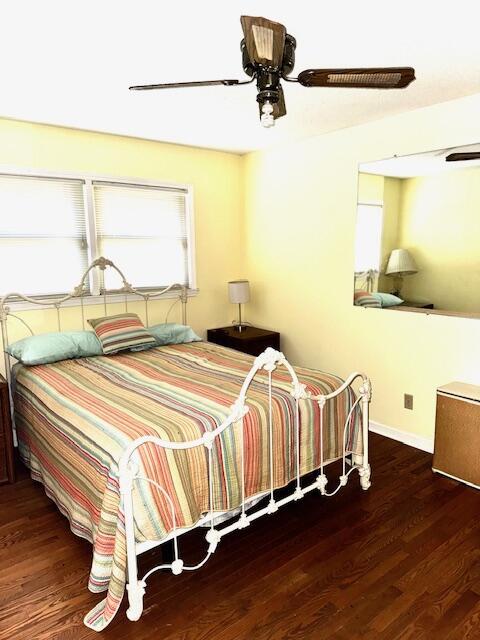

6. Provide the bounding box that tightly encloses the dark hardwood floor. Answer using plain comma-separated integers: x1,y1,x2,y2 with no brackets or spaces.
1,434,480,639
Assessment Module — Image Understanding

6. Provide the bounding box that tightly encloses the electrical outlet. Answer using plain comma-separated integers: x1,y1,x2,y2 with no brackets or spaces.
404,394,413,410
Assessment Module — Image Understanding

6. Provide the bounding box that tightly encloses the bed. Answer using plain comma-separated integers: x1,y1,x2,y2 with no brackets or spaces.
1,258,371,631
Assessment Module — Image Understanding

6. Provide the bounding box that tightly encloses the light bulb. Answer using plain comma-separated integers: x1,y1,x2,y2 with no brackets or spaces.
260,101,275,128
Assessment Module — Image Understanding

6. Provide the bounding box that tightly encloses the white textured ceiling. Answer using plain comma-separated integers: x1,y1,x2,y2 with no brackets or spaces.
1,1,480,154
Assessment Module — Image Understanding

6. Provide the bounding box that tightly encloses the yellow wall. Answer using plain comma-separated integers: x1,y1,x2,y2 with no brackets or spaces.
0,118,244,344
357,173,383,203
3,92,480,444
398,167,480,312
244,92,480,442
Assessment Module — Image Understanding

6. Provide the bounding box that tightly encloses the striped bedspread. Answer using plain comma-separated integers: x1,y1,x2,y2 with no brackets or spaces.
14,341,362,630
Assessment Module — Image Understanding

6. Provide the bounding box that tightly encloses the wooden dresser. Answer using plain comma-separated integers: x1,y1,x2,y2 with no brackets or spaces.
433,382,480,489
0,375,14,484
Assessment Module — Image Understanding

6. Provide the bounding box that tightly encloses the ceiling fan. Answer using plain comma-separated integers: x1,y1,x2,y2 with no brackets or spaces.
445,152,480,162
130,16,416,128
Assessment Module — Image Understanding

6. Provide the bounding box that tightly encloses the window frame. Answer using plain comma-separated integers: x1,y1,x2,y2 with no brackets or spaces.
0,166,197,310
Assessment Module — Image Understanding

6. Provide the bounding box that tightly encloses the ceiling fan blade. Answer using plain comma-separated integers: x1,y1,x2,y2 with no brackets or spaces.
445,152,480,162
297,67,415,89
129,79,242,90
241,15,286,68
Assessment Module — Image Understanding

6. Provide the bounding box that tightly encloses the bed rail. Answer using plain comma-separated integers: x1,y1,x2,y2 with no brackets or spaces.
118,347,371,622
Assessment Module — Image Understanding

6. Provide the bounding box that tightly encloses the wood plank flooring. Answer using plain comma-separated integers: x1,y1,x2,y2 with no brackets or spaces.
1,434,479,639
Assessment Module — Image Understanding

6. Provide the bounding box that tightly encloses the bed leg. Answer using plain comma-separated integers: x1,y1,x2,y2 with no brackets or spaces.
120,459,145,622
358,379,372,491
126,580,146,622
359,464,371,491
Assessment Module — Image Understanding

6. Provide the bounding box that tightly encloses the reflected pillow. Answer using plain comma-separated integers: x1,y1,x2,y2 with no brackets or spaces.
88,313,156,355
6,331,103,365
149,323,201,346
354,290,381,308
372,292,404,307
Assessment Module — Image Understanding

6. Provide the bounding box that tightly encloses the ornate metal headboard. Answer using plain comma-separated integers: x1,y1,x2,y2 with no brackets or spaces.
0,256,188,388
354,269,378,293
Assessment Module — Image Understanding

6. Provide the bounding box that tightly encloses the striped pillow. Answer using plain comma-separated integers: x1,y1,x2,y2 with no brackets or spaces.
88,313,156,355
354,290,381,308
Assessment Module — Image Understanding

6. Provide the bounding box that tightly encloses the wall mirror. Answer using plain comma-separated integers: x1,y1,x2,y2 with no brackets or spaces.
353,142,480,317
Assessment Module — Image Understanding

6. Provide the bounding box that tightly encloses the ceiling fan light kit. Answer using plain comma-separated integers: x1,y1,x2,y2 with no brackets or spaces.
130,16,416,128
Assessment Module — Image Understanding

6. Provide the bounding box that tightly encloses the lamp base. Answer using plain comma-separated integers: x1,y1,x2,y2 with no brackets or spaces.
390,275,404,298
232,322,248,333
232,302,248,332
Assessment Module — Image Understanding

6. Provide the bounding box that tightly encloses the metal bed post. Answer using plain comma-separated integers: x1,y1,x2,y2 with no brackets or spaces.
180,286,188,325
359,379,372,490
119,457,146,622
0,307,11,388
0,303,19,446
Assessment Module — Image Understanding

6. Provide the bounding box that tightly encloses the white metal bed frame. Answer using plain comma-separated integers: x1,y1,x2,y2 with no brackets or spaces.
0,258,371,627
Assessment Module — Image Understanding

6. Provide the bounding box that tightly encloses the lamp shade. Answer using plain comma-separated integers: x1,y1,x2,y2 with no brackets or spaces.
228,280,250,304
385,249,418,276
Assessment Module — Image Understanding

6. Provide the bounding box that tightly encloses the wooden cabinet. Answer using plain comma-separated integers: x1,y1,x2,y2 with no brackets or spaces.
433,382,480,489
0,376,14,484
207,326,280,357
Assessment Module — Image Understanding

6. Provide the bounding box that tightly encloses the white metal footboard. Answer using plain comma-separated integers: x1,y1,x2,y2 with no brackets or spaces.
118,347,371,622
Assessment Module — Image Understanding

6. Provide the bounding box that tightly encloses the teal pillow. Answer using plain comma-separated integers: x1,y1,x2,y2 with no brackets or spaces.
149,323,201,346
6,330,102,365
372,292,404,307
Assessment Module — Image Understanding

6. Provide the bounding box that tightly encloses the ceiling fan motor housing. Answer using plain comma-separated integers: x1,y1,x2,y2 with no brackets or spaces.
241,33,296,113
256,72,281,107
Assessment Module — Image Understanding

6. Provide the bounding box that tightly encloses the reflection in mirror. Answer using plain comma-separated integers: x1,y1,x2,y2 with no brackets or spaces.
353,142,480,317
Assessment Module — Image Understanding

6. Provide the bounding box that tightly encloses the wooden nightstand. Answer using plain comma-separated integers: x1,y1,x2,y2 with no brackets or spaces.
207,326,280,357
0,376,14,484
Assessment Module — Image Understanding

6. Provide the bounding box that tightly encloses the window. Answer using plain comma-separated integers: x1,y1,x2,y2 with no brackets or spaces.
354,203,383,273
0,171,194,299
0,175,88,296
93,182,189,291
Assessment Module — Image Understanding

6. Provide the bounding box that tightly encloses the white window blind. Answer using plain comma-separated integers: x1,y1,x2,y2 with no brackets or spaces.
354,203,383,273
0,175,88,296
93,181,190,291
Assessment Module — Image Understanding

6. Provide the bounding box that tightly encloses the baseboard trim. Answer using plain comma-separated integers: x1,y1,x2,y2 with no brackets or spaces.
369,420,434,454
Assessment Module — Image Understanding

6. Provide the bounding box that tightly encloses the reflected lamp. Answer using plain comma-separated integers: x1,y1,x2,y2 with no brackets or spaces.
385,249,418,296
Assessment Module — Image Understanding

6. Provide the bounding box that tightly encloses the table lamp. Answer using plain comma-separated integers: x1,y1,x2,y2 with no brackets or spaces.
228,280,250,332
385,249,418,296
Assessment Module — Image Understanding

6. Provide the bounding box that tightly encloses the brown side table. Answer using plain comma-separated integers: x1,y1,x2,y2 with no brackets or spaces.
207,326,280,357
